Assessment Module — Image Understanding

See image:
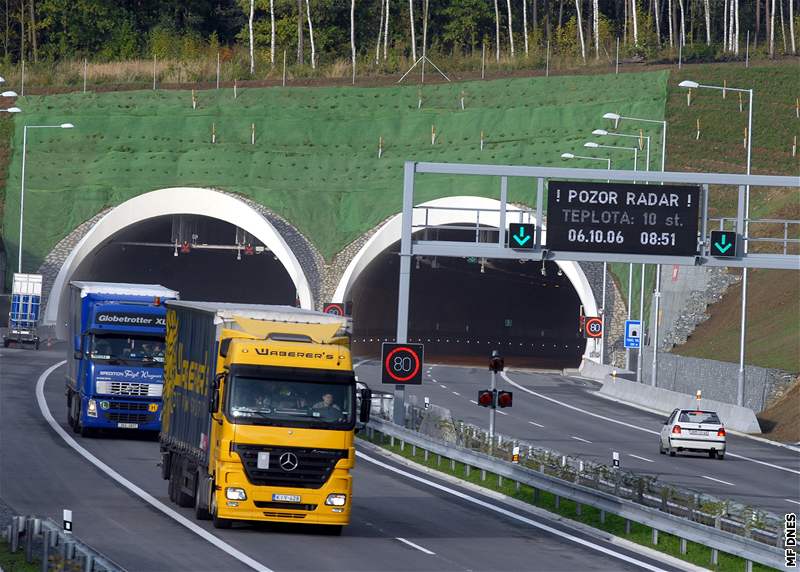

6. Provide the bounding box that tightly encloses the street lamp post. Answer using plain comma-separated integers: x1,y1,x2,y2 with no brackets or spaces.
562,152,612,366
18,123,75,273
584,141,639,371
592,129,651,172
679,80,753,407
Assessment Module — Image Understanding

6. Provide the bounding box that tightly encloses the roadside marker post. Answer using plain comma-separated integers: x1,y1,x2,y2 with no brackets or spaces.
62,509,72,534
612,452,620,469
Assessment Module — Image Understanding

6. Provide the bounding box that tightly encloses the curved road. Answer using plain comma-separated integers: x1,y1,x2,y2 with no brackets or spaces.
0,345,683,572
354,361,800,517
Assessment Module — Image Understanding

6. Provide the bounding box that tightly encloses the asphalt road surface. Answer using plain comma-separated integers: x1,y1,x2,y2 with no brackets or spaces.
354,361,800,517
0,345,685,572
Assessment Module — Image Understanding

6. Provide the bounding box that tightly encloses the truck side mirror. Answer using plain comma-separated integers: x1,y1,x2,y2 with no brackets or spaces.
73,335,82,360
359,387,372,423
209,388,220,414
74,350,83,360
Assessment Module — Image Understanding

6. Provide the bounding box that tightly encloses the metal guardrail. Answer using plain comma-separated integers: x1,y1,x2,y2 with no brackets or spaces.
366,417,786,570
2,515,124,572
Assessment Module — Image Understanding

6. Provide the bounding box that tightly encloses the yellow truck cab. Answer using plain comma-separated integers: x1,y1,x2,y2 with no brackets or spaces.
159,301,371,534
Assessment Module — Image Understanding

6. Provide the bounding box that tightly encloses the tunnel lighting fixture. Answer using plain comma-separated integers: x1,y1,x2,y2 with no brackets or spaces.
557,267,563,277
540,260,547,277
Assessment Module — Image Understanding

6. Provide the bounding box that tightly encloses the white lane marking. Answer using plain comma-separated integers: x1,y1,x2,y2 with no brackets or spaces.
785,499,800,506
36,361,273,572
452,391,460,397
439,384,447,389
570,436,592,444
528,421,545,428
431,379,437,383
358,452,669,572
628,454,655,463
395,537,436,555
469,400,478,405
502,372,800,476
701,476,735,487
496,410,508,416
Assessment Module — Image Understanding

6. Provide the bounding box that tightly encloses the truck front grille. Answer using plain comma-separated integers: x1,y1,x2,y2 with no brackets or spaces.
105,412,154,424
115,402,150,411
95,381,162,397
232,444,348,489
254,501,317,511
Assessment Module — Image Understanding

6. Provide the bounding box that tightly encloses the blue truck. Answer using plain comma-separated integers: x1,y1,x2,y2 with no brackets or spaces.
66,282,179,436
3,273,42,349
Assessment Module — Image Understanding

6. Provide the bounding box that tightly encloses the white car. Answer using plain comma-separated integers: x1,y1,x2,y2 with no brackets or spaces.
659,408,726,460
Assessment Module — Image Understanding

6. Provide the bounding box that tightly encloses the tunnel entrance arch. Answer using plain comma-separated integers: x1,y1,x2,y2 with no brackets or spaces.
44,187,313,338
333,197,600,366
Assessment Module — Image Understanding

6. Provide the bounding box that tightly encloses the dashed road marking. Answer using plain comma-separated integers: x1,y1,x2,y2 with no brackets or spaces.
528,421,545,428
396,537,436,555
627,454,654,463
701,476,735,487
570,436,592,444
452,391,460,397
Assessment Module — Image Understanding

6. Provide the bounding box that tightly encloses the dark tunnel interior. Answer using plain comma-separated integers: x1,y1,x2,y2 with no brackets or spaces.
70,215,297,305
349,228,587,369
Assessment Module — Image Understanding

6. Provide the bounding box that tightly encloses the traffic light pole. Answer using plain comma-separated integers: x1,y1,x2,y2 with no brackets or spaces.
489,370,497,450
393,162,415,426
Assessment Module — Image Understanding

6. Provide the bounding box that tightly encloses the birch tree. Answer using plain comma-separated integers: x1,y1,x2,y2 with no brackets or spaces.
575,0,586,61
790,0,796,54
770,0,776,56
654,0,661,46
296,0,304,64
677,0,685,47
384,0,390,60
631,0,639,46
494,0,500,61
375,0,384,63
306,0,316,68
351,0,356,82
506,0,515,56
523,0,529,55
248,0,255,74
270,0,275,65
408,0,416,61
667,0,674,46
735,0,740,55
594,0,600,59
703,0,710,45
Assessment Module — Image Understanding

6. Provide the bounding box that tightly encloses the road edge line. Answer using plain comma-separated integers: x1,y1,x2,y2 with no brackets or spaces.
35,361,273,572
356,442,694,572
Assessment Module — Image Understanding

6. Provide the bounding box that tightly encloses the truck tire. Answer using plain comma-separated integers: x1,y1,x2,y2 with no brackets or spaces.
67,392,75,427
3,339,9,348
320,525,343,536
194,476,211,521
211,487,232,529
172,456,193,507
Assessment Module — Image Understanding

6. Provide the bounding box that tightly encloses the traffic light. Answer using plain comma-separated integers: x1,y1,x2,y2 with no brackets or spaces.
478,390,494,407
489,350,504,372
497,391,513,408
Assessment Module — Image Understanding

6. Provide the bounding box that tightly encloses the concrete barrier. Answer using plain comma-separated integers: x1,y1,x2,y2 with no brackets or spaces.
597,376,761,434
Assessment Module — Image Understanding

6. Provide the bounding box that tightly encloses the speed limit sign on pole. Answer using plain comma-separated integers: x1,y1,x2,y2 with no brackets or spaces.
584,317,603,339
381,342,424,385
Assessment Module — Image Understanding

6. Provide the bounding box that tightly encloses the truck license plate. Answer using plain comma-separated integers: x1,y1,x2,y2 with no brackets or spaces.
257,452,270,469
272,494,301,503
118,422,138,429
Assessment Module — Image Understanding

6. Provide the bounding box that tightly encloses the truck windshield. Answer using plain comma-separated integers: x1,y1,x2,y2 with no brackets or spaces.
227,375,354,429
89,334,165,365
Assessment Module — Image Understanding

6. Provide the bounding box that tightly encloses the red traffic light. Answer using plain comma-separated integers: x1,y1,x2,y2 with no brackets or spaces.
477,390,494,408
180,240,191,254
497,391,513,408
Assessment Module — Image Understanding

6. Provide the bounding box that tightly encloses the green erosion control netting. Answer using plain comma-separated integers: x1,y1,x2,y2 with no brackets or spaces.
3,70,667,274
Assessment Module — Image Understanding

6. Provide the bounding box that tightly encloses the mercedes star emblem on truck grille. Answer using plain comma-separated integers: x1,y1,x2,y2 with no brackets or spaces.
279,452,299,471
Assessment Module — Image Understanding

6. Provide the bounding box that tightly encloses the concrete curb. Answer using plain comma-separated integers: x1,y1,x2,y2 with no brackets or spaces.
595,375,761,433
357,439,706,572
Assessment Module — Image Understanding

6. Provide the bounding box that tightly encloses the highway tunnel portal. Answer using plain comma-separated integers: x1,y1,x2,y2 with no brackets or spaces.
43,191,599,368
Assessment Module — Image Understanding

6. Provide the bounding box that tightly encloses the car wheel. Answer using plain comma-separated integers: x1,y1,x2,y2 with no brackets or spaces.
708,450,717,459
717,452,725,460
659,441,666,455
668,446,676,457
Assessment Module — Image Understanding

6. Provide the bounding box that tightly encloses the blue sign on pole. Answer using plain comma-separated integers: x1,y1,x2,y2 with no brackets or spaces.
624,320,642,349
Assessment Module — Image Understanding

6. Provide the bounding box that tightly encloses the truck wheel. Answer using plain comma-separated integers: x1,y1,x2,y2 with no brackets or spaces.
320,525,343,536
194,477,211,521
3,339,9,348
211,492,232,529
168,462,178,503
174,462,194,508
67,392,75,427
34,341,40,350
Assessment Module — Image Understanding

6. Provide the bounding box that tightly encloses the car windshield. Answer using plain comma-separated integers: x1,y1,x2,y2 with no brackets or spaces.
89,334,165,364
679,411,721,424
226,375,354,429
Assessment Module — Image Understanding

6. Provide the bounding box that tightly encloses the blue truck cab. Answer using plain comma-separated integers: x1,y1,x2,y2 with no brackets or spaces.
66,282,179,436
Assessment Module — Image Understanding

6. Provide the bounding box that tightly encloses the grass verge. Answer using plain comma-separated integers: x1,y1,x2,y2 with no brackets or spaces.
359,431,777,572
0,539,39,572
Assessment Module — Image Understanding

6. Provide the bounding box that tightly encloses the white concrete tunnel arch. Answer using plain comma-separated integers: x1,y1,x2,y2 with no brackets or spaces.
333,196,599,361
45,187,313,338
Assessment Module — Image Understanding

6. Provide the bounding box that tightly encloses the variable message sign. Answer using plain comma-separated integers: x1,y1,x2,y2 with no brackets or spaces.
546,181,701,256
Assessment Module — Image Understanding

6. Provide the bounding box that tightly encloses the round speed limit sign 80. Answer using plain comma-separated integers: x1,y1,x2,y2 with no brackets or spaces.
381,342,424,385
585,317,603,339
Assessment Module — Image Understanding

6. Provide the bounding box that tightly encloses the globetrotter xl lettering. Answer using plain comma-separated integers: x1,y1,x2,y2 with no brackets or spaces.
546,180,701,257
96,312,166,327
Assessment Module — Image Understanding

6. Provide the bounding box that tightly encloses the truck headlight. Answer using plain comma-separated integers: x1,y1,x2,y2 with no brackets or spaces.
325,494,347,506
87,399,98,418
225,487,247,501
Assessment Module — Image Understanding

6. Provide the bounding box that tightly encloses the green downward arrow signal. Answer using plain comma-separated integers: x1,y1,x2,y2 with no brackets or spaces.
714,234,732,254
513,226,531,246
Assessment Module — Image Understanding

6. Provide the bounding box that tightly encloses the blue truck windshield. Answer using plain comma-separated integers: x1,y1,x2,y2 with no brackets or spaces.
90,333,165,365
227,376,354,429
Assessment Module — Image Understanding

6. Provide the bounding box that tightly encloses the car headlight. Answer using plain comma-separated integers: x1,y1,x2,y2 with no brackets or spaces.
325,494,347,507
225,487,247,501
87,399,98,418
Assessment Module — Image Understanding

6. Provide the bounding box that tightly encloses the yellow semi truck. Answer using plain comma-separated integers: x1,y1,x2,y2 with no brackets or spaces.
159,301,370,534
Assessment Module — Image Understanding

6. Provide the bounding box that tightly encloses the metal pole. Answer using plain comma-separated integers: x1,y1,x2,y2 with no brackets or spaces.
489,370,496,445
651,265,661,386
545,40,550,76
83,58,87,93
615,37,619,74
600,261,607,365
737,89,753,407
394,162,416,425
216,52,221,89
625,263,632,370
17,126,27,273
636,263,645,382
660,120,667,172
